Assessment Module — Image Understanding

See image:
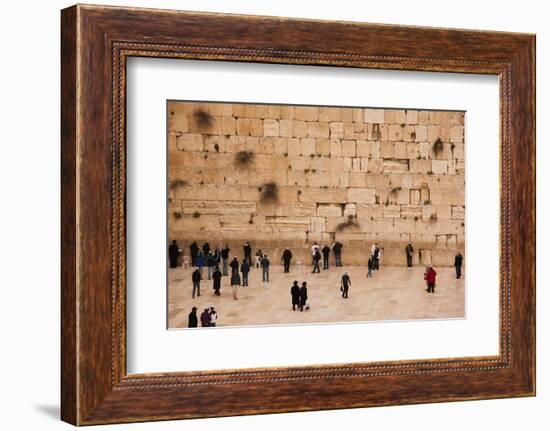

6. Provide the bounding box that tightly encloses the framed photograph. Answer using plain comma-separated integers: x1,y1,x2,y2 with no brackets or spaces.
61,4,535,425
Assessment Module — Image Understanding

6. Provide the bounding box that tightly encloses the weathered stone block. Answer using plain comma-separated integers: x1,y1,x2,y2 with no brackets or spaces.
347,188,376,203
300,138,316,156
406,110,418,124
364,108,385,123
330,139,342,157
450,125,464,143
432,160,448,175
388,124,404,141
343,203,357,218
394,110,406,124
383,159,409,173
401,205,422,219
294,106,319,121
310,216,326,232
307,122,329,139
381,141,394,158
342,140,356,157
292,120,307,138
415,125,428,142
452,205,465,219
280,106,294,120
318,107,341,122
383,205,401,218
349,172,367,187
177,134,203,152
317,204,343,218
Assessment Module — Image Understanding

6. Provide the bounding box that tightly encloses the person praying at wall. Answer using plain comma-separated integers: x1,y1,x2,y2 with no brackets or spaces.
243,242,252,266
405,242,414,268
189,241,199,267
221,244,230,276
332,241,343,267
168,240,180,269
240,258,250,287
322,244,331,270
310,242,320,265
312,249,321,274
282,247,293,273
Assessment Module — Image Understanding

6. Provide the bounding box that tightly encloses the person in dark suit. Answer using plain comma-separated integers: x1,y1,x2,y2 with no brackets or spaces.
168,240,180,268
405,243,414,268
454,251,464,279
290,281,300,311
299,282,308,311
189,241,199,267
332,241,343,267
188,306,198,328
243,242,252,265
212,266,222,296
230,256,239,274
241,259,250,287
312,250,321,273
191,268,201,298
322,244,331,270
282,248,293,273
341,271,351,298
202,241,210,256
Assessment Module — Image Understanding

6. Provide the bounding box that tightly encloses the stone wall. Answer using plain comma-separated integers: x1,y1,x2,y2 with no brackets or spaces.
167,102,465,266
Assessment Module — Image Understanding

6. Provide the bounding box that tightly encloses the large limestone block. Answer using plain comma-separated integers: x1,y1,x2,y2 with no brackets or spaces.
393,142,408,159
364,108,385,123
319,107,341,122
310,216,327,232
280,106,294,120
265,216,310,232
330,139,342,157
349,172,367,187
342,140,357,157
168,113,189,133
245,104,269,119
177,134,203,152
329,122,344,139
450,125,464,143
317,204,343,218
427,124,450,142
294,106,319,121
436,205,452,220
394,110,406,124
353,123,368,140
300,187,347,204
418,111,431,125
267,105,281,119
346,188,376,204
279,119,293,138
422,205,437,222
383,205,401,218
315,139,331,156
401,205,422,220
343,203,357,218
415,125,428,142
236,118,263,136
380,142,394,158
273,137,289,155
300,138,317,156
292,120,307,138
263,119,279,137
356,140,370,157
410,159,431,174
292,202,317,217
368,159,383,174
383,159,409,173
406,110,418,124
388,124,404,141
384,110,396,123
452,205,465,220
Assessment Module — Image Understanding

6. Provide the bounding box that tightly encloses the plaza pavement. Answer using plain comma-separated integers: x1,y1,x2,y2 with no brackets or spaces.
168,263,465,329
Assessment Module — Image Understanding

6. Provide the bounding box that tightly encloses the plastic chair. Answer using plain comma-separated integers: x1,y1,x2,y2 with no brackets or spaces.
182,255,190,270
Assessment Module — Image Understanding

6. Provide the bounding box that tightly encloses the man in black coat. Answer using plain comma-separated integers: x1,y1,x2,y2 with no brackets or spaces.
191,268,201,298
243,242,252,265
282,247,293,273
322,244,331,270
405,243,414,268
312,250,321,273
290,281,300,311
230,256,239,274
221,245,230,275
454,251,464,279
168,240,180,268
189,241,199,267
299,282,308,311
212,266,222,296
240,259,250,287
333,241,343,267
202,241,210,256
341,271,351,298
188,306,198,328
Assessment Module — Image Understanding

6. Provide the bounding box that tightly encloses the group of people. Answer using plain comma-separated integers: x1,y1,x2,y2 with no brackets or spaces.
187,306,218,328
308,241,344,273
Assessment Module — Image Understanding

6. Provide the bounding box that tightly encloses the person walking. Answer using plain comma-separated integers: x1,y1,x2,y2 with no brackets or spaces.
212,266,222,296
196,251,205,278
333,241,343,267
260,254,270,283
200,308,211,327
221,245,230,275
168,240,180,268
454,251,463,279
189,241,199,267
299,282,308,311
367,256,373,278
312,249,321,273
230,271,241,300
282,247,293,273
424,266,437,293
290,281,300,311
209,307,218,327
206,251,216,280
188,306,198,328
405,243,414,268
310,242,320,265
341,271,351,298
243,242,252,266
230,256,239,274
191,268,201,298
241,258,250,287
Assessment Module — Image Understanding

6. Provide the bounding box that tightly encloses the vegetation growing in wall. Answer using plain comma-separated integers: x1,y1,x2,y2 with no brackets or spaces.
335,215,360,232
192,211,201,218
193,108,214,129
259,181,279,204
169,178,189,190
432,137,444,155
173,211,183,219
234,150,255,168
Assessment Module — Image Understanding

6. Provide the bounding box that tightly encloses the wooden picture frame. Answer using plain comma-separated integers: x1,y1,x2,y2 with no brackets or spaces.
61,4,535,425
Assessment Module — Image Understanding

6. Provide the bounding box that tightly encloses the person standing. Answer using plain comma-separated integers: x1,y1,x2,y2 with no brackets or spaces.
299,282,308,311
243,242,252,266
371,243,381,270
333,241,343,267
196,251,205,278
290,281,300,311
202,241,211,256
189,241,199,267
188,306,198,328
213,246,221,267
200,308,211,327
191,268,201,298
282,247,293,273
209,307,218,327
261,254,270,283
310,242,320,265
206,251,216,280
312,249,321,273
341,271,351,298
454,251,463,279
241,258,250,287
322,244,331,270
405,243,414,268
221,245,230,276
212,266,222,296
424,266,437,293
230,256,239,274
367,256,373,278
255,249,263,268
230,271,241,300
168,240,180,268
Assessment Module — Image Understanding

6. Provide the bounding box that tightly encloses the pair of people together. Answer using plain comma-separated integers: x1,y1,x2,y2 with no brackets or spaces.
290,281,309,311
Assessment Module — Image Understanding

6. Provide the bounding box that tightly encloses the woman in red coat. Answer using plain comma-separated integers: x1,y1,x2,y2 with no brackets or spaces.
424,266,437,293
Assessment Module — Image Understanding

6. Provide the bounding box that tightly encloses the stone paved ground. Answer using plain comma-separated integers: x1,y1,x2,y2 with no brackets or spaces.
168,263,465,329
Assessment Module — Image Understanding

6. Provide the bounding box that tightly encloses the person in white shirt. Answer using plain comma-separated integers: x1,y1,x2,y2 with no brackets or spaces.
310,242,320,265
209,307,218,327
